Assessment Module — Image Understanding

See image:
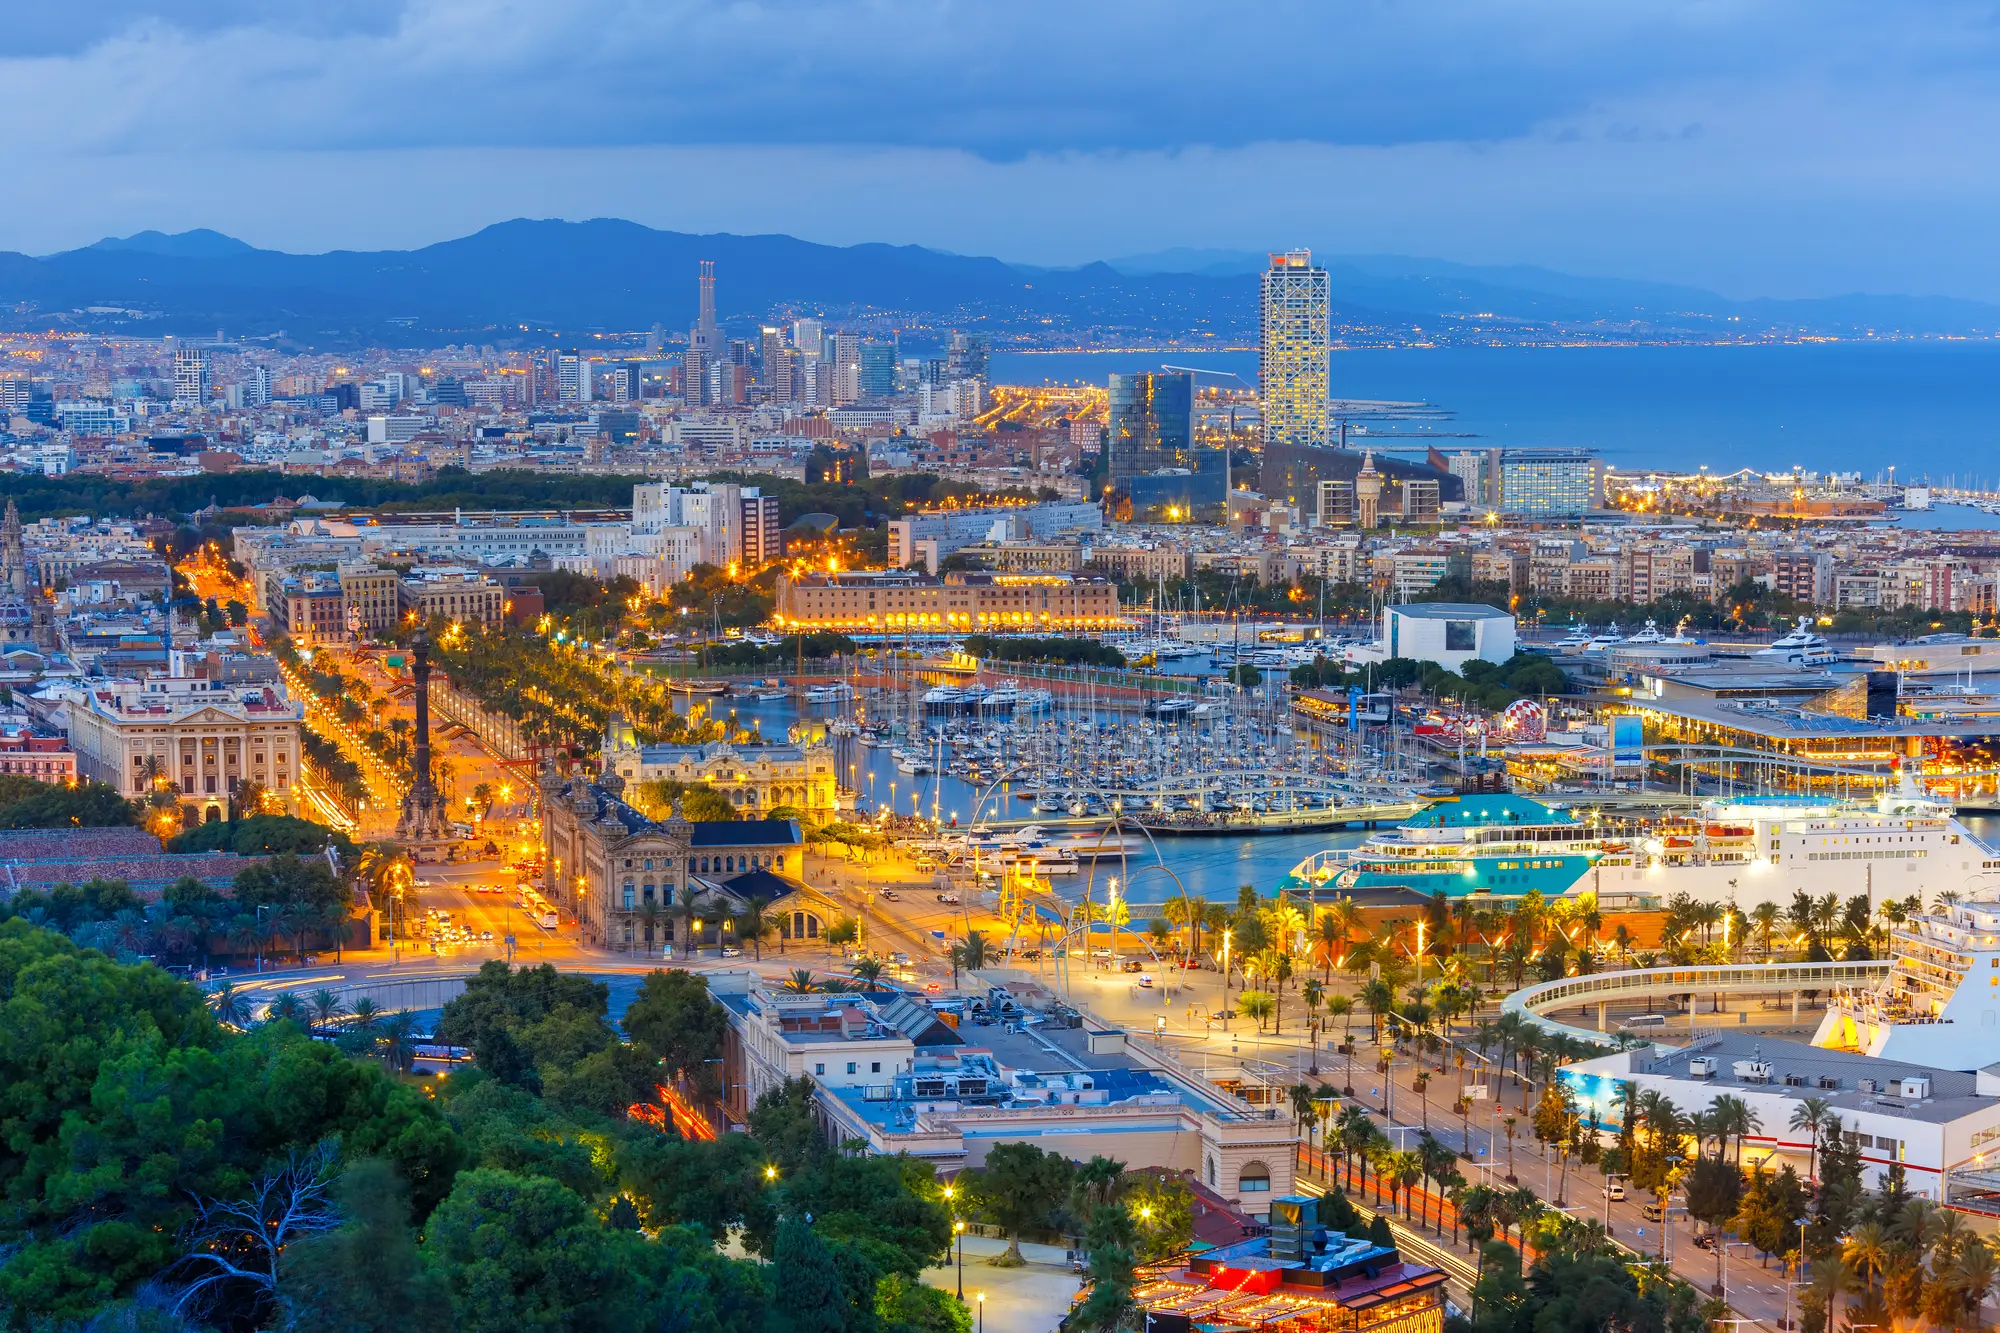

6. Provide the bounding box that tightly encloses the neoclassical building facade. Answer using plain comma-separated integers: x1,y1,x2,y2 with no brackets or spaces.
600,717,840,819
538,767,836,954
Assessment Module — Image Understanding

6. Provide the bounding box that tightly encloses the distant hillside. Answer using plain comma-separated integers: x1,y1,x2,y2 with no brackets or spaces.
0,219,1992,347
0,220,1274,346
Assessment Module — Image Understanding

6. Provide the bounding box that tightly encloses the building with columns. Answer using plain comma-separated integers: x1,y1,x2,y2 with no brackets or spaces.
537,767,830,954
67,675,305,825
600,717,840,819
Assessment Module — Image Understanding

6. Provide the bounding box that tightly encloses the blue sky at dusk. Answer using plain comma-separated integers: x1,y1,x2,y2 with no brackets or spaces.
4,1,1998,300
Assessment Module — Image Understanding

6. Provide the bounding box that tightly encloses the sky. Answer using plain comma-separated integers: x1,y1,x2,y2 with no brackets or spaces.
4,1,2000,300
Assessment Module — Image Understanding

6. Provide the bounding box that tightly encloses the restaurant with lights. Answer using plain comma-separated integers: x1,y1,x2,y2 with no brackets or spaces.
1130,1196,1446,1333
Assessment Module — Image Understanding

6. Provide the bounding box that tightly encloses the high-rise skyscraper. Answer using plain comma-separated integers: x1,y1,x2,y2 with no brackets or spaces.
791,318,824,358
858,341,897,399
557,353,592,403
172,347,210,409
946,332,988,381
244,364,272,407
1106,372,1195,479
688,260,721,405
1259,250,1329,449
830,332,862,405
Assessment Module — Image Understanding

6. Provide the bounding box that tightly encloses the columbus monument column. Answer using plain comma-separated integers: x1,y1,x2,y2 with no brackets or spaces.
396,630,446,842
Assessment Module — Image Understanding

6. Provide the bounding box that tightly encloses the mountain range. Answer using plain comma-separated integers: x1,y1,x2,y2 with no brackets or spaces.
0,219,1992,347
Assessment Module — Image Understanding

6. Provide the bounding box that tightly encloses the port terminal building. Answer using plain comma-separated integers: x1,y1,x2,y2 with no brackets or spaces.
1564,1033,2000,1205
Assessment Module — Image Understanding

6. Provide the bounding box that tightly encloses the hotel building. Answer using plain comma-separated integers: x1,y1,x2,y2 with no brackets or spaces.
773,570,1122,634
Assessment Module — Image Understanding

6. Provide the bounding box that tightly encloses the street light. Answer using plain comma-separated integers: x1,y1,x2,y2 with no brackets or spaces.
976,1293,985,1333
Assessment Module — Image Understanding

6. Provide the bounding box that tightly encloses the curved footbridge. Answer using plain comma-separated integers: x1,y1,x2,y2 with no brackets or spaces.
1502,960,1894,1048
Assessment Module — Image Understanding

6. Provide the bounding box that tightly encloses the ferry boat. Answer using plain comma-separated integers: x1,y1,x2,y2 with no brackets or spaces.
1287,780,1985,912
1815,896,2000,1071
1756,616,1836,667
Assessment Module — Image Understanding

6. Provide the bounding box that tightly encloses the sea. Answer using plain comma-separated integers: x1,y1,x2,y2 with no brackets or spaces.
991,341,2000,490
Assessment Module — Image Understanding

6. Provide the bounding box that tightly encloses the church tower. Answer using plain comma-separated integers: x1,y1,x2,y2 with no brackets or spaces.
2,500,25,598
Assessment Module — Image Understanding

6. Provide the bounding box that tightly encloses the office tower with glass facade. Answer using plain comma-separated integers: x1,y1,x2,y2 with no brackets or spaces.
1498,449,1603,517
1259,250,1329,448
859,341,897,399
1107,371,1194,477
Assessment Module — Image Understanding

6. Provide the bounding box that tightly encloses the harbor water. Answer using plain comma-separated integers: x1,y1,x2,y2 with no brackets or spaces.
703,692,1368,909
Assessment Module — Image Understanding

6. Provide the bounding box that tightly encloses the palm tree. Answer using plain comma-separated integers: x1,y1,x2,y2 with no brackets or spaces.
1790,1097,1834,1182
348,997,382,1033
1417,1134,1458,1236
1390,1149,1424,1220
782,968,818,993
306,988,346,1033
207,981,250,1028
231,777,269,821
265,992,307,1026
473,781,495,817
736,896,774,960
377,1010,418,1074
1708,1093,1761,1163
1316,903,1359,981
1288,1083,1317,1147
1843,1221,1890,1296
851,957,885,991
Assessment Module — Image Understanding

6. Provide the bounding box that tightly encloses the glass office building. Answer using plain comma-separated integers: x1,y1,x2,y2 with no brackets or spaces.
1107,371,1195,477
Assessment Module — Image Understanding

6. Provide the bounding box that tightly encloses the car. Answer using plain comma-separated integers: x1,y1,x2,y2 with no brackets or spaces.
1090,947,1113,960
1137,974,1156,988
1119,959,1144,973
1641,1202,1666,1222
880,890,900,901
721,947,743,958
1602,1182,1626,1201
936,893,961,905
889,951,911,966
1692,1233,1717,1252
480,930,494,942
922,982,943,994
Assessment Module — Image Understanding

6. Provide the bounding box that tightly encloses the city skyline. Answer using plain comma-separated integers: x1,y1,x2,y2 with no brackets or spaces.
2,3,1999,302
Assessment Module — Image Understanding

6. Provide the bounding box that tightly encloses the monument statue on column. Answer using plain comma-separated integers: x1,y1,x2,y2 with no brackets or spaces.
396,629,446,841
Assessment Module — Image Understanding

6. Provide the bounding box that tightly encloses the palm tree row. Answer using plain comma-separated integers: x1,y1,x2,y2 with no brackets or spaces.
207,984,423,1073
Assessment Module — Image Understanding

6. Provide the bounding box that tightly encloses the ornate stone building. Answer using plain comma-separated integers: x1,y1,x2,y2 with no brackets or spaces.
600,718,839,818
0,501,56,654
538,767,833,954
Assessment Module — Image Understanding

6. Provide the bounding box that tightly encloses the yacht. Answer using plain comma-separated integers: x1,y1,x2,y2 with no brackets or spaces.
1624,619,1668,645
1581,623,1626,651
1553,623,1594,651
1756,616,1836,667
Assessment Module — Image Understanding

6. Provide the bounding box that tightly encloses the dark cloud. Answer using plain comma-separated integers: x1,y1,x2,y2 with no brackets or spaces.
15,1,2000,157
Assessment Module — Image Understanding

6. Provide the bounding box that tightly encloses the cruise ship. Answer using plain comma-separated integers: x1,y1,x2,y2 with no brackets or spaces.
1816,896,2000,1071
1285,783,1987,912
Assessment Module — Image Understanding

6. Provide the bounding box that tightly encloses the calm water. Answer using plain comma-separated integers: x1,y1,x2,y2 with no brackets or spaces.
699,694,1358,908
992,342,2000,481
